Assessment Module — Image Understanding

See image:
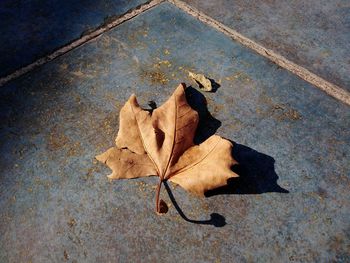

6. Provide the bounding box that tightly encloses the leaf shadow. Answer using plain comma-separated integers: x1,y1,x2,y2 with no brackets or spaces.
164,181,226,227
185,86,221,144
205,142,289,197
184,86,288,196
163,86,288,225
208,78,221,92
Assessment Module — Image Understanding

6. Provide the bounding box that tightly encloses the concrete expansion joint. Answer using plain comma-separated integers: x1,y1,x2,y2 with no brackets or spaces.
0,0,164,87
168,0,350,106
1,0,349,107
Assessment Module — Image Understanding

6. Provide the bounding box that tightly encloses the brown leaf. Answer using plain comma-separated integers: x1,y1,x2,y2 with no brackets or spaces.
169,135,238,196
115,94,146,155
188,71,212,92
96,83,238,212
95,147,156,179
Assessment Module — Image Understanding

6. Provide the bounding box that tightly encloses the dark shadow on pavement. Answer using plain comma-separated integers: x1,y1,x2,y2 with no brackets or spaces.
164,181,226,227
208,78,220,92
185,86,221,144
205,142,289,197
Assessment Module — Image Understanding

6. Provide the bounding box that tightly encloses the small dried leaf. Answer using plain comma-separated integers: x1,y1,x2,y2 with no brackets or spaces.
188,71,212,92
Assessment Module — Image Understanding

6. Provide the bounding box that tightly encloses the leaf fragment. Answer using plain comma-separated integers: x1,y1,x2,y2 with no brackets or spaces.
188,71,212,92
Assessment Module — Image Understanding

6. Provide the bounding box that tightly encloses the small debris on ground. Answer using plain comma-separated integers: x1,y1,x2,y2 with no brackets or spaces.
67,218,77,228
64,250,69,261
188,71,213,92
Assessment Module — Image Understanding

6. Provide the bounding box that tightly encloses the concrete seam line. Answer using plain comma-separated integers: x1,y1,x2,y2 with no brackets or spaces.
0,0,164,87
169,0,350,106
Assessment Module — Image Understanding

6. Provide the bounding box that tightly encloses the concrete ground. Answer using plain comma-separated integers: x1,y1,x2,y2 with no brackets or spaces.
0,1,349,263
184,0,350,90
0,0,148,77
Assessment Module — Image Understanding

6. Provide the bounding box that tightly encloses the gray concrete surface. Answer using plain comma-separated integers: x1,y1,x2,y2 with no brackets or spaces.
0,0,148,77
183,0,350,90
0,2,349,263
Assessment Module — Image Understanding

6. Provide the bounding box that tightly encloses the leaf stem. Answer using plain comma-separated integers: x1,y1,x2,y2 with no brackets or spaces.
155,178,162,213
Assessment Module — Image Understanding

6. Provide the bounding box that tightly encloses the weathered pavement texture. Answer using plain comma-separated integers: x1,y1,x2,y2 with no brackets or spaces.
183,0,350,91
0,2,349,263
0,0,148,77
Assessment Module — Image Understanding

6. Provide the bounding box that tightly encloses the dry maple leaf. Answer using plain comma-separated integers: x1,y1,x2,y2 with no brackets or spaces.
96,83,238,214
